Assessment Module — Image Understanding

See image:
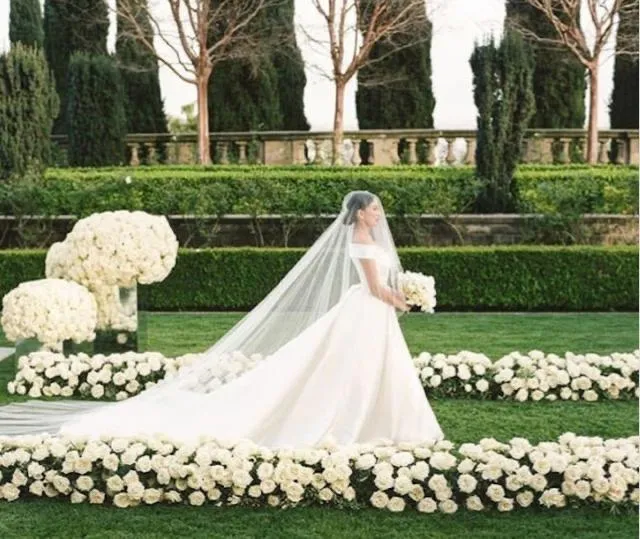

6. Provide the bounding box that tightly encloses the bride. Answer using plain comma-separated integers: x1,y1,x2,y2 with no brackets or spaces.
0,191,445,448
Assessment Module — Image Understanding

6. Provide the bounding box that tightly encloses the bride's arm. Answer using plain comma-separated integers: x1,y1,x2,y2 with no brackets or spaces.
360,258,409,311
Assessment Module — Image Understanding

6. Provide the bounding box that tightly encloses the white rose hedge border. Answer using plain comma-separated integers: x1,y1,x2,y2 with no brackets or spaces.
0,433,637,512
8,350,639,402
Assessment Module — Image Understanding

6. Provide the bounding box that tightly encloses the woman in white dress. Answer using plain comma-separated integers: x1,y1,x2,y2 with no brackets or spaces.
0,192,445,447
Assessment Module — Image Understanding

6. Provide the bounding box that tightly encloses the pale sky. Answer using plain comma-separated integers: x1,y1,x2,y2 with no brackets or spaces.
0,0,620,130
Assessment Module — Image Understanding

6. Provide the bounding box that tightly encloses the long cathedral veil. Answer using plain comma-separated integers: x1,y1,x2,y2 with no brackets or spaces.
0,191,403,436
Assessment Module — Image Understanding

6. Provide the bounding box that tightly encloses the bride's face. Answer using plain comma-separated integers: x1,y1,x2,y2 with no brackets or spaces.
358,200,381,229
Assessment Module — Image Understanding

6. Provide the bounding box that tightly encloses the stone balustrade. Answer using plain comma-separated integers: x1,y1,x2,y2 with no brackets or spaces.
51,129,639,167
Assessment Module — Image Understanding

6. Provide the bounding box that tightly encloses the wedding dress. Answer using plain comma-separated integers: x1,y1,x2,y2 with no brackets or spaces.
0,192,445,447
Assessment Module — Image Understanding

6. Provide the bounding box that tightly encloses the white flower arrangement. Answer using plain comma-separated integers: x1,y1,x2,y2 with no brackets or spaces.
415,350,640,401
8,350,265,400
45,210,178,331
9,349,638,402
1,279,97,352
0,433,636,512
46,210,178,289
398,271,437,313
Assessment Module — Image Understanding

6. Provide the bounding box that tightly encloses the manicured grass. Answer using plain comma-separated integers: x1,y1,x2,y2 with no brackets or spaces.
141,311,639,358
0,500,636,539
0,312,637,538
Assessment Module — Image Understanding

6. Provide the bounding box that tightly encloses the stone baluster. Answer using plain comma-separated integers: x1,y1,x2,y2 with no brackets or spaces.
406,138,418,165
392,137,401,165
445,138,457,165
464,137,477,165
558,138,572,164
351,139,362,166
144,142,157,165
614,135,627,165
177,142,195,164
425,138,437,166
597,138,609,164
312,138,324,165
628,136,639,165
128,143,140,166
538,137,554,164
218,142,230,165
237,141,248,164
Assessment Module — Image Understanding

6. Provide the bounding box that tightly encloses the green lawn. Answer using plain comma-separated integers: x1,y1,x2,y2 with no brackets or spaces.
0,312,637,538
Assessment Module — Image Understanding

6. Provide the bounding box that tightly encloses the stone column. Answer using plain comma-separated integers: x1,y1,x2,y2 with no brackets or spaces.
538,137,554,164
351,139,362,166
464,138,477,165
597,138,609,164
406,138,418,165
614,136,627,165
129,143,140,166
628,136,639,165
237,141,248,164
445,138,456,165
218,142,230,165
558,138,571,164
425,138,437,166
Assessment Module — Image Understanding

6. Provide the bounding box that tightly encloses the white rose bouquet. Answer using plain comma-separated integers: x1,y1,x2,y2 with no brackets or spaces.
398,271,437,313
1,279,97,352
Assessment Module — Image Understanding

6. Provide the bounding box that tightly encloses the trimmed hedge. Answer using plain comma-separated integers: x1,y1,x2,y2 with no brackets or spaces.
1,246,636,312
0,165,637,217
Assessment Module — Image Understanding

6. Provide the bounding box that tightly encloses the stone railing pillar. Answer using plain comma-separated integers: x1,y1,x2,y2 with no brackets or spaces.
464,137,476,165
406,138,418,165
128,143,140,166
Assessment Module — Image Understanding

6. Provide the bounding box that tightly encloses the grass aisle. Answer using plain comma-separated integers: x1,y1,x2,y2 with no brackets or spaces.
0,313,637,538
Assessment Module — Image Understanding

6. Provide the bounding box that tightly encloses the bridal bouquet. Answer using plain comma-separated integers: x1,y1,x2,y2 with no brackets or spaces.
398,271,437,313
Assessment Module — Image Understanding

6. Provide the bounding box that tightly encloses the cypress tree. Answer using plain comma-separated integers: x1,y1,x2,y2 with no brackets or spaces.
9,0,44,48
610,3,639,129
44,0,109,134
271,0,309,130
470,30,535,212
116,0,167,162
208,0,308,132
356,1,435,129
67,53,126,166
505,0,585,128
0,43,59,178
207,3,282,133
209,59,282,132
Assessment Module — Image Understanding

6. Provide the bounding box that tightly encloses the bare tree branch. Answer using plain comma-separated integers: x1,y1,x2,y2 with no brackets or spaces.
506,0,639,164
307,0,432,163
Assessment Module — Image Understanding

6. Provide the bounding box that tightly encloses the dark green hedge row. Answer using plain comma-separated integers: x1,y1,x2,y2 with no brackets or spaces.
1,165,637,217
1,246,636,311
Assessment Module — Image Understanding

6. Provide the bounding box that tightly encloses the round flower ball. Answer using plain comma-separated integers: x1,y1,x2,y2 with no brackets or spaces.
46,210,179,288
1,279,97,351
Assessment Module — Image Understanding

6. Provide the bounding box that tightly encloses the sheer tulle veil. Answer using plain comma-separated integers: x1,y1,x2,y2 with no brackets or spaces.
0,191,403,435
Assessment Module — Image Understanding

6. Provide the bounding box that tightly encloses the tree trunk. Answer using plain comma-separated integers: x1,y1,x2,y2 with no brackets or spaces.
332,81,346,165
196,72,211,165
586,64,599,164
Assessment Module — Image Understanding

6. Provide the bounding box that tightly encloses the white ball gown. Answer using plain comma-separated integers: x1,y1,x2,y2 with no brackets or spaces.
47,241,444,447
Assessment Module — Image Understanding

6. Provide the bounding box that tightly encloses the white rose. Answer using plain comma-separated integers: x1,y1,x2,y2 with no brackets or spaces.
76,476,95,492
439,499,458,514
417,497,438,513
387,496,406,512
486,484,505,502
466,495,484,511
497,498,514,512
370,491,389,509
457,474,477,494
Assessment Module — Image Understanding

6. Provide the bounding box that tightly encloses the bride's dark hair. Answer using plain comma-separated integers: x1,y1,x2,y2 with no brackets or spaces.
342,191,375,225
